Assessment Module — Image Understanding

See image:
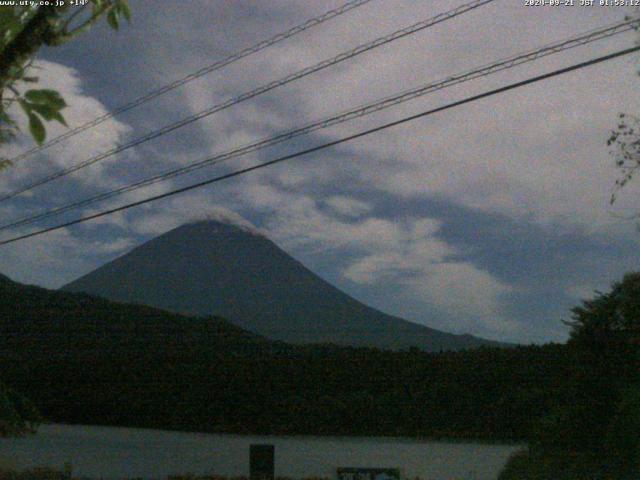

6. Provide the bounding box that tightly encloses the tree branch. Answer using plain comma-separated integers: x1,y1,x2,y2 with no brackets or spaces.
0,6,60,89
61,3,113,39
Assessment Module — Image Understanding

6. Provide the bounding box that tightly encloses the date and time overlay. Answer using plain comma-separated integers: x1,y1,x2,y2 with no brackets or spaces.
0,0,638,8
526,0,639,6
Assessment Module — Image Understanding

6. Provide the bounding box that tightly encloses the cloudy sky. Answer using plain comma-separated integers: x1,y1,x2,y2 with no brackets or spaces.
1,0,640,343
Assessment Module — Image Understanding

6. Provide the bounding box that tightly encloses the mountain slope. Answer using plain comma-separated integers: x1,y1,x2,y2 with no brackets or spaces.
63,220,501,351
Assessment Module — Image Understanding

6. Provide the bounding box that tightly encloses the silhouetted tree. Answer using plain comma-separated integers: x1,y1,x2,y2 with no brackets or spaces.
500,272,640,479
608,10,640,215
0,380,41,437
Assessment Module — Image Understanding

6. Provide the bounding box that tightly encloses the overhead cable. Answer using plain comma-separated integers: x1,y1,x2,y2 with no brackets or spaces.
0,0,494,203
1,44,637,246
1,18,636,232
6,0,374,164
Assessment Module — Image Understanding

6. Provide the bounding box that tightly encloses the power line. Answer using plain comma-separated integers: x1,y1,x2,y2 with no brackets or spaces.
1,45,637,247
1,19,636,232
6,0,374,165
0,0,494,203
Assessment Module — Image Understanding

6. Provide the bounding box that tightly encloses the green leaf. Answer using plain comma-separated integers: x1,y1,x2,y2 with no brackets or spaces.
27,112,46,145
0,8,32,49
29,103,67,126
17,99,32,115
107,9,119,30
117,1,131,21
0,159,12,171
24,89,66,109
51,111,67,127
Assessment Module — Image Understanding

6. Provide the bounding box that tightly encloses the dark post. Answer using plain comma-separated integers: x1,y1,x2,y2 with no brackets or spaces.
250,444,275,480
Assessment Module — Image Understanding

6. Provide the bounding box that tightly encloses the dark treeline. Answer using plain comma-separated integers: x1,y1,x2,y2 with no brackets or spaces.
0,274,572,441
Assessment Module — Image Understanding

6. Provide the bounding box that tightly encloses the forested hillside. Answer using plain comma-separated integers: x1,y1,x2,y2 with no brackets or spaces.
1,273,570,441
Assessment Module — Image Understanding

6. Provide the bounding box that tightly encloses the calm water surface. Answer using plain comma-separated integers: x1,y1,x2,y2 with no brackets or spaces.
0,424,521,480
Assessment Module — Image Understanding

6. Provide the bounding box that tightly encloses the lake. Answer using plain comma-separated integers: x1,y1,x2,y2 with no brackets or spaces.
0,424,521,480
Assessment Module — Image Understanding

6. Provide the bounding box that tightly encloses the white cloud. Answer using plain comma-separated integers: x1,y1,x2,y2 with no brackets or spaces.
325,195,372,218
344,251,411,284
340,217,514,335
90,237,136,255
1,61,135,191
414,263,516,334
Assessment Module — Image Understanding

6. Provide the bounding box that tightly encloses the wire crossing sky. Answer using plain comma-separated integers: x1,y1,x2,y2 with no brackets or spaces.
3,1,639,343
2,44,637,247
6,0,374,165
0,0,495,203
1,18,636,233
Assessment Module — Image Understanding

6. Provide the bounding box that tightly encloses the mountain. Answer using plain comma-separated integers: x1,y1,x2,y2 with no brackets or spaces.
63,220,501,351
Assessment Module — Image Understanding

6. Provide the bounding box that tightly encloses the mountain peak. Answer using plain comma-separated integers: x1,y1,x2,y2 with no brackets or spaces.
180,209,265,238
63,218,502,351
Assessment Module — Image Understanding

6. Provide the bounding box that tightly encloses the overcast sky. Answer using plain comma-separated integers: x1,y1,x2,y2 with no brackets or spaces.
1,0,639,343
